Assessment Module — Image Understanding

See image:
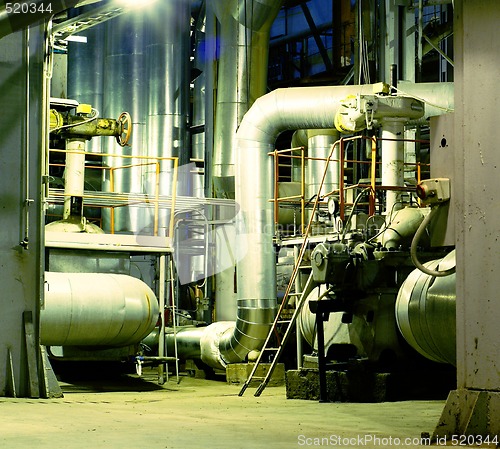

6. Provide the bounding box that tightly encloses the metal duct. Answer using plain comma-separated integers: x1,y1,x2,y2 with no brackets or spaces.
381,119,405,213
144,0,190,234
101,10,148,233
395,251,456,365
192,7,206,199
398,81,455,123
212,0,283,198
199,82,454,369
211,0,282,326
41,271,159,346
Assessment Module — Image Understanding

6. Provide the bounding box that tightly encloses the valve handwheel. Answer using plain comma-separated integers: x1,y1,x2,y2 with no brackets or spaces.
116,111,132,147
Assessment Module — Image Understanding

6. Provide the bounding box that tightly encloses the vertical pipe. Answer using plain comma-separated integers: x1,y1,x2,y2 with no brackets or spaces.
417,0,423,79
301,148,305,234
369,137,377,216
294,245,303,369
144,0,190,235
339,138,345,220
204,2,216,199
63,138,86,219
291,129,308,183
273,150,279,228
306,129,340,202
192,8,206,199
102,11,148,233
158,254,166,384
212,0,284,198
381,119,405,214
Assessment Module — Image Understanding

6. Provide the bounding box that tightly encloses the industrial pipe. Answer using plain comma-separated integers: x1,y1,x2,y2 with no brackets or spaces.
381,119,405,213
212,0,284,198
199,82,454,370
63,138,86,219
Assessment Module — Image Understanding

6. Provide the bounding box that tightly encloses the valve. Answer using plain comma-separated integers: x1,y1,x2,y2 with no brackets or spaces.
416,178,451,204
116,111,132,147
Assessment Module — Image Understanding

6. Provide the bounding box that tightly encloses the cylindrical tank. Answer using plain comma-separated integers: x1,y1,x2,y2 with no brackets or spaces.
41,272,159,347
395,251,456,364
306,129,340,201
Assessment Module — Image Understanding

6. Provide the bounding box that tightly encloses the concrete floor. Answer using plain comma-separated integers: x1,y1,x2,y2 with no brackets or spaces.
0,369,480,449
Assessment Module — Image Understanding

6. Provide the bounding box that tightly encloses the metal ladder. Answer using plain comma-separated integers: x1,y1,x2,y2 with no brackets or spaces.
238,267,315,397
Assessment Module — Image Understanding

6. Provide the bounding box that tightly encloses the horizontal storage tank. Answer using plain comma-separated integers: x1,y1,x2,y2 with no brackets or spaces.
41,272,159,347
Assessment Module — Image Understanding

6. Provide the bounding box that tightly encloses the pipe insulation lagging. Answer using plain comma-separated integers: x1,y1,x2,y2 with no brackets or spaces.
197,83,455,369
395,250,456,365
41,272,159,347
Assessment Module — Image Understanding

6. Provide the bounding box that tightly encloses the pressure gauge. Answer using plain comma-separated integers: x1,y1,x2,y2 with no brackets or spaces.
327,197,339,215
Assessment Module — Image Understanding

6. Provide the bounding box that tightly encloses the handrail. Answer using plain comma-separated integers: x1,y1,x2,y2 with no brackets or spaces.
269,135,431,236
47,148,179,237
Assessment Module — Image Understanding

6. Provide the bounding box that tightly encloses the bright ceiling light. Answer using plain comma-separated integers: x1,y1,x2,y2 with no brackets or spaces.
115,0,158,8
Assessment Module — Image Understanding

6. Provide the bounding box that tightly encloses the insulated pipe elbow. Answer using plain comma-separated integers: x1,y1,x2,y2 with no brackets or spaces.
205,83,455,369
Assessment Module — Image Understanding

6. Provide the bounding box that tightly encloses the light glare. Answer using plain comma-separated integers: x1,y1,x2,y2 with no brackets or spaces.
115,0,158,8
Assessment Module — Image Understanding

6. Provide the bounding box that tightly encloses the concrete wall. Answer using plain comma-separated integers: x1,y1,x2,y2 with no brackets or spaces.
0,26,45,397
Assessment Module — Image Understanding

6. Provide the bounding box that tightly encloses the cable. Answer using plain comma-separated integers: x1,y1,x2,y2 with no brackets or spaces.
340,186,372,242
366,200,403,243
410,204,455,277
389,85,454,113
50,108,99,133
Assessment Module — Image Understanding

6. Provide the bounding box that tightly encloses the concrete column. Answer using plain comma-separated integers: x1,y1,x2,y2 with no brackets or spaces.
433,0,500,438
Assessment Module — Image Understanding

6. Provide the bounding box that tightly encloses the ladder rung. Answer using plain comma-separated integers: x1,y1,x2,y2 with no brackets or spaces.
299,265,312,269
239,272,316,397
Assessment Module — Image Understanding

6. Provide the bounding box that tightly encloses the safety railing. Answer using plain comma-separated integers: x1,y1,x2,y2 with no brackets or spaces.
47,148,179,237
269,135,430,236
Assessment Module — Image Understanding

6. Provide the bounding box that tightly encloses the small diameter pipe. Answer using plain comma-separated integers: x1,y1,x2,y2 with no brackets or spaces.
381,120,405,214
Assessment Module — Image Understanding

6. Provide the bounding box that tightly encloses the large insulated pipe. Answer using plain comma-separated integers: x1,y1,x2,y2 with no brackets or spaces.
192,7,206,199
101,10,148,233
395,251,456,365
211,0,283,323
381,119,405,213
306,129,340,201
212,0,283,198
41,272,159,347
63,138,86,219
197,82,454,369
144,0,190,234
